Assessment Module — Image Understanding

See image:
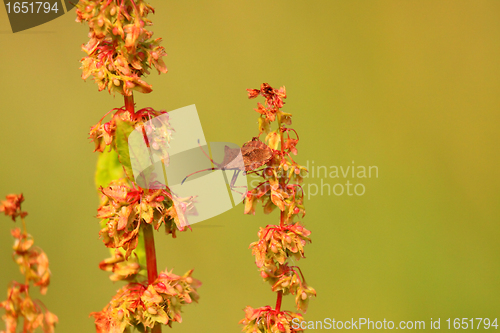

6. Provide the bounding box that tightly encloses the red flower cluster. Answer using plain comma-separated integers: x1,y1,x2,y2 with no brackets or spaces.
247,83,287,109
251,224,311,268
76,0,168,96
0,194,58,333
0,282,58,333
91,269,201,332
247,83,291,135
240,84,315,332
10,228,51,295
0,194,27,222
240,306,304,333
89,106,168,153
97,180,195,258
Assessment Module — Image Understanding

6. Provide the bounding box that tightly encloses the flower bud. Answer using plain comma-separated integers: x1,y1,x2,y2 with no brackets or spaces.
147,307,157,315
301,292,307,300
186,277,193,284
260,271,268,279
117,309,124,321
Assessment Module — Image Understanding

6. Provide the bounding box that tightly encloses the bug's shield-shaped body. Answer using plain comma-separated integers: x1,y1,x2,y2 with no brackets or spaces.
219,139,272,172
241,139,273,172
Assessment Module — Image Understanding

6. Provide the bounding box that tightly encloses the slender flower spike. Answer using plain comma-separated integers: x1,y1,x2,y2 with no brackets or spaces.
77,3,201,333
0,194,58,333
241,84,316,331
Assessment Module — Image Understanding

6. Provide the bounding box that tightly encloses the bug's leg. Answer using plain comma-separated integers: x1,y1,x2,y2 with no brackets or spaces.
228,170,247,199
181,167,217,185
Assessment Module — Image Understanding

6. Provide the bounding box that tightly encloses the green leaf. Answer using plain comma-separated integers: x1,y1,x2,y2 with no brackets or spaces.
135,230,146,268
114,118,135,181
98,119,147,273
95,149,125,189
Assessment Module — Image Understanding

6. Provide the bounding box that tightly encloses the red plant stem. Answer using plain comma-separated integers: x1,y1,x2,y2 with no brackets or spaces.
280,207,285,227
124,94,135,114
143,224,161,333
128,91,160,333
19,216,30,287
275,290,283,312
278,110,286,227
20,216,27,236
276,210,286,311
143,224,158,284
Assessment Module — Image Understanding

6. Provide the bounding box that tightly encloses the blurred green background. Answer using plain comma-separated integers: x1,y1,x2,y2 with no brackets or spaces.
1,1,500,332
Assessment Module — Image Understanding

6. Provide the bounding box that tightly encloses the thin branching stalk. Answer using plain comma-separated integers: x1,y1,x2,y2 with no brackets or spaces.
240,83,316,333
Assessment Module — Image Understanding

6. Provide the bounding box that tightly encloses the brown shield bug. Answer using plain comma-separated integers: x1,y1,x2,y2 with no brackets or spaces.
181,138,273,194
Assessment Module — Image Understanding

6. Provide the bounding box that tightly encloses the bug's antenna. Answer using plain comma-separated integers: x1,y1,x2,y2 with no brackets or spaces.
197,139,219,167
